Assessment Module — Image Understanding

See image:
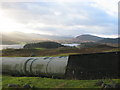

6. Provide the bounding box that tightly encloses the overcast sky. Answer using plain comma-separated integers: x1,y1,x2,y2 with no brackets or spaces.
0,0,119,38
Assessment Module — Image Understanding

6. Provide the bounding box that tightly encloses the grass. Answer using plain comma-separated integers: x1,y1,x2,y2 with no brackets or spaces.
0,75,2,90
2,75,120,88
34,48,46,50
1,46,120,89
1,47,120,57
37,53,80,57
104,48,120,52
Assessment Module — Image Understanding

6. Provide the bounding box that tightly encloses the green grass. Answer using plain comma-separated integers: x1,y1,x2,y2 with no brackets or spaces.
1,47,120,89
104,48,120,52
2,75,120,88
1,47,120,57
37,53,80,57
0,75,2,90
34,48,46,50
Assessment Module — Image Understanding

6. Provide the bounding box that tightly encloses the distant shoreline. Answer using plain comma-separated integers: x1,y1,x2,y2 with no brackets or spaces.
0,44,25,50
0,43,80,50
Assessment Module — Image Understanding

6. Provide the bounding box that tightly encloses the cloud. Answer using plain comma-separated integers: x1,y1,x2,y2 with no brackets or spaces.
92,0,118,17
0,1,118,38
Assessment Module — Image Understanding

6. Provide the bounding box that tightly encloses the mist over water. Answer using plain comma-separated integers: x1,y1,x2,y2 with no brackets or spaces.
62,43,80,47
0,44,24,50
0,43,80,50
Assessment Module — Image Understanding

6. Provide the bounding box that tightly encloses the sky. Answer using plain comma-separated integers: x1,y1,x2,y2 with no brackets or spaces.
0,0,119,38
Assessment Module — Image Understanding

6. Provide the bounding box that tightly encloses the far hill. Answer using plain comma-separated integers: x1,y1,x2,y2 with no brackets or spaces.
2,33,104,44
79,42,116,49
1,32,72,45
98,38,120,44
70,34,103,43
2,32,119,45
24,41,65,49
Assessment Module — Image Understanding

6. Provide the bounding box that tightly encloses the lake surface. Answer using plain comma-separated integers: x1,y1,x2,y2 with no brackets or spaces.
62,43,80,47
0,44,25,50
0,43,80,50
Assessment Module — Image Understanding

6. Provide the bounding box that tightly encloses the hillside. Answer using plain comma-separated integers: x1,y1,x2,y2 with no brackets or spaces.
98,38,120,44
72,35,119,47
1,33,104,44
1,32,119,45
1,32,72,45
2,46,119,57
74,34,103,42
79,42,116,49
24,41,66,49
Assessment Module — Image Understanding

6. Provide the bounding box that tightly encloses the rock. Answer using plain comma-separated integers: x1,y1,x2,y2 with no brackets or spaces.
101,83,107,88
104,84,112,88
111,83,120,88
31,85,36,88
8,84,20,88
95,81,104,86
30,54,36,57
23,84,31,88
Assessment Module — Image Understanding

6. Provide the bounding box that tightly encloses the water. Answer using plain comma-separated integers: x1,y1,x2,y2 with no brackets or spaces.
0,43,80,50
0,44,24,50
62,43,80,47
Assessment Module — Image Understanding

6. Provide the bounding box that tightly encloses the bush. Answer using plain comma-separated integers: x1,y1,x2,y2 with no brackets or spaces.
24,41,65,49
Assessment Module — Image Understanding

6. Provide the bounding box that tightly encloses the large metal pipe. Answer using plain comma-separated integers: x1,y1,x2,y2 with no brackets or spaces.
2,52,120,79
2,57,68,78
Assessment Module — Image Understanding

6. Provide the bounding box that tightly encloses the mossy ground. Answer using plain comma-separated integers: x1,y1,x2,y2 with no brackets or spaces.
2,75,120,89
1,47,120,57
1,47,120,89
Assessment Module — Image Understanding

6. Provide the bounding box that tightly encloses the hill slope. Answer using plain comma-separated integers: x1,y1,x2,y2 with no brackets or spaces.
69,34,103,43
1,32,119,45
1,32,72,44
98,38,120,44
23,41,65,49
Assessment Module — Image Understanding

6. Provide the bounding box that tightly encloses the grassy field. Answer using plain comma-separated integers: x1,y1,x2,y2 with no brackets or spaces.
1,46,120,89
2,75,120,89
1,47,120,57
0,75,2,90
